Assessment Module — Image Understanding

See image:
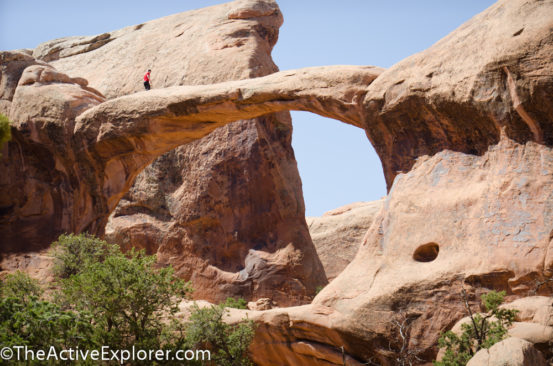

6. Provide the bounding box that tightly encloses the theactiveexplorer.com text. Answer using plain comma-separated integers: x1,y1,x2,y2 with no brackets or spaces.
0,345,211,364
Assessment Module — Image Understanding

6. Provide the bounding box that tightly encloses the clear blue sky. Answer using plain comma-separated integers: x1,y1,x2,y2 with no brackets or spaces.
0,0,495,216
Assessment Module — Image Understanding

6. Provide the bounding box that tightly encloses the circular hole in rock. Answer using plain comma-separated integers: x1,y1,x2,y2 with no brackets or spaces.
413,242,439,262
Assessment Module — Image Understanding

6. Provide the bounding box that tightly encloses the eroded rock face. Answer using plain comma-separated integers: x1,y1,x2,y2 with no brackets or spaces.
231,138,553,365
35,0,283,100
362,0,553,188
54,0,328,304
0,51,46,115
0,62,105,253
307,200,383,280
2,0,553,362
222,0,553,363
3,0,330,305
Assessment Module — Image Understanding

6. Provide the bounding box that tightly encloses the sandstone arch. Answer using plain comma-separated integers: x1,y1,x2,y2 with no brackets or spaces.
74,65,383,220
2,0,553,362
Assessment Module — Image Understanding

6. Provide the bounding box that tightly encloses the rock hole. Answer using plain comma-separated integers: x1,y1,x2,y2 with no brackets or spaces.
413,242,439,262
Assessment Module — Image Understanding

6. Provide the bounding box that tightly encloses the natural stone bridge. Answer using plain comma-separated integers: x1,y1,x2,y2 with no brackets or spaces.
1,0,553,363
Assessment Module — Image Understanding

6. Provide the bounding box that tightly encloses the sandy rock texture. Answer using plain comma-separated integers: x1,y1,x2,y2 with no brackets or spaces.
362,0,553,188
0,62,105,253
467,337,547,366
1,0,332,304
307,200,383,280
43,0,330,305
1,0,553,363
35,0,282,100
0,50,47,115
230,137,553,365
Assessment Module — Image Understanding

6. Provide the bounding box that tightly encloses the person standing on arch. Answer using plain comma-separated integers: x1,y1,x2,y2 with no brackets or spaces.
143,69,152,90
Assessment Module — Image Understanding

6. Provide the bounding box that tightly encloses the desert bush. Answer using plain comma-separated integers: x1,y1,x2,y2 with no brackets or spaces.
2,233,256,365
0,272,95,361
51,233,119,278
60,246,192,351
221,297,248,310
0,113,10,156
434,290,517,366
0,271,42,301
186,302,255,366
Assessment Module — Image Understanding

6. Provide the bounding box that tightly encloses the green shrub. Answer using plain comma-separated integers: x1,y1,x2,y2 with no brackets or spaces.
51,233,118,278
315,285,324,295
2,233,257,365
0,271,42,301
186,303,255,366
0,296,95,351
0,272,95,359
60,247,192,350
434,290,517,366
221,297,248,309
0,113,10,156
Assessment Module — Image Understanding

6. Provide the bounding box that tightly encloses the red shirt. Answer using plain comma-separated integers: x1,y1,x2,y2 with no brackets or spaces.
144,72,151,82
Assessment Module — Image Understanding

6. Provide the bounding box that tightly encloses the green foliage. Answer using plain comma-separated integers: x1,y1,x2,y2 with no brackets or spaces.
0,271,42,301
0,113,10,156
51,233,118,278
1,234,256,365
221,297,248,310
0,296,94,351
60,246,192,350
434,290,518,366
186,303,256,366
0,272,95,363
315,285,324,295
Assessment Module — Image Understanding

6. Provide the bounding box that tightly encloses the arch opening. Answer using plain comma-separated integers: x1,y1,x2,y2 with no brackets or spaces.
291,111,386,217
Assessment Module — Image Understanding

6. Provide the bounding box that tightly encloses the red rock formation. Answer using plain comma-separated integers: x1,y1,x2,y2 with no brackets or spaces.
362,0,553,188
2,0,337,305
33,0,332,304
307,200,383,280
0,63,104,253
1,0,552,363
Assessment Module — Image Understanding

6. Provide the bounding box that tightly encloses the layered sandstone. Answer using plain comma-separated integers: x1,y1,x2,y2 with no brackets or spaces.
1,0,553,363
1,0,334,305
236,0,553,363
307,200,383,280
37,0,330,304
231,137,553,365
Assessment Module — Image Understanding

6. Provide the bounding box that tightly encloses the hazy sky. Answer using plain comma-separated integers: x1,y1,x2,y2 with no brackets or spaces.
0,0,495,216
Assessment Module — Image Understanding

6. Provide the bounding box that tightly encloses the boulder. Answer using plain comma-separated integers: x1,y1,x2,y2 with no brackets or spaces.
467,337,547,366
248,298,276,311
502,296,553,326
509,322,553,346
307,200,384,280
